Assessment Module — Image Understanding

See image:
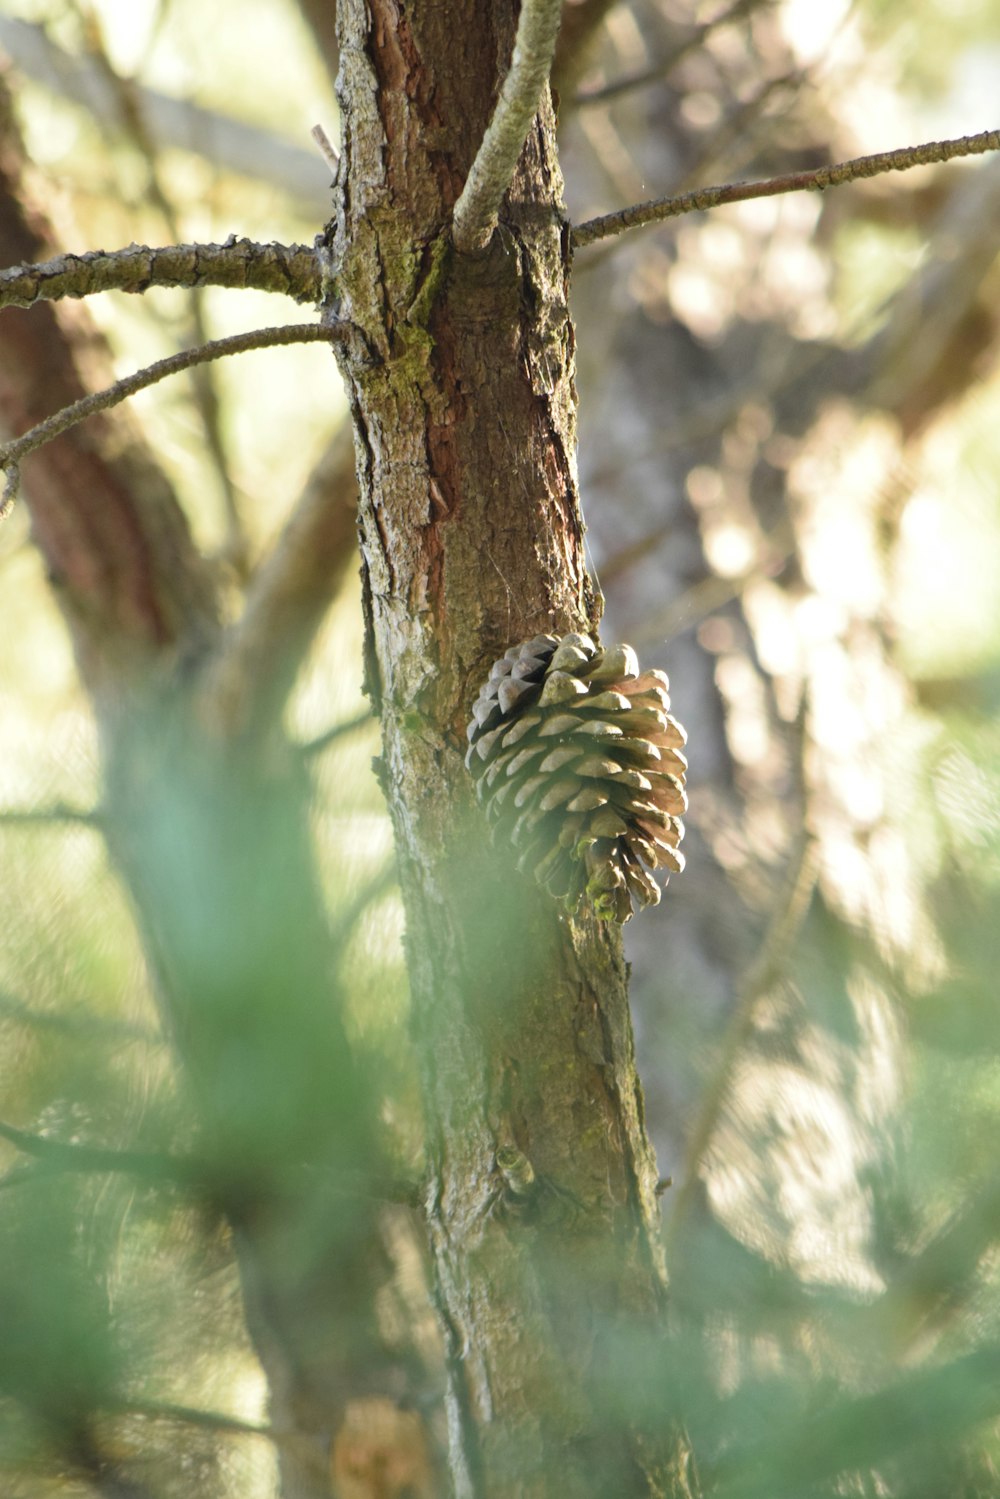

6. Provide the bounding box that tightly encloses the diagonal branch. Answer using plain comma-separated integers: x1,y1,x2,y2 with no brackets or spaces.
0,1118,422,1206
452,0,565,252
0,237,321,311
201,419,359,738
0,323,338,516
0,1119,201,1184
571,128,1000,248
0,799,102,825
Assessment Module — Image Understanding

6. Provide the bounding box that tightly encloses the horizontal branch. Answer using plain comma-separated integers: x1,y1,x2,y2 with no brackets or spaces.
0,800,103,826
0,1119,198,1184
0,237,321,312
0,990,159,1043
0,323,337,517
571,128,1000,248
0,1119,421,1207
453,0,564,252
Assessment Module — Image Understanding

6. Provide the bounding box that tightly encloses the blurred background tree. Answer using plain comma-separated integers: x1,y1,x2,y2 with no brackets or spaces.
1,1,1000,1496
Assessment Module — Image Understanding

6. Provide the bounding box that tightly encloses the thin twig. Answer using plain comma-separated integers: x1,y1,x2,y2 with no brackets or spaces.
0,801,103,826
453,0,565,252
572,128,1000,248
0,323,338,517
0,237,321,311
666,835,820,1251
300,710,374,758
82,18,247,573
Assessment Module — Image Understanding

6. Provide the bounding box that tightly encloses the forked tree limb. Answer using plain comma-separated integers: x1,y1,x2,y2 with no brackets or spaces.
0,237,321,311
0,323,337,516
452,0,565,251
572,128,1000,248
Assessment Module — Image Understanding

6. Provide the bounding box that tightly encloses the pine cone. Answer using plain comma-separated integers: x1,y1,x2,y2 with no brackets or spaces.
465,633,687,922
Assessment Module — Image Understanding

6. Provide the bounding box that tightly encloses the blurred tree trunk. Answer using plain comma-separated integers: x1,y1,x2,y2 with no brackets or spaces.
0,76,392,1499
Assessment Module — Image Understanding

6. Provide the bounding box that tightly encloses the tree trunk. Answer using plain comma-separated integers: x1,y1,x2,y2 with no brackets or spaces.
330,6,694,1494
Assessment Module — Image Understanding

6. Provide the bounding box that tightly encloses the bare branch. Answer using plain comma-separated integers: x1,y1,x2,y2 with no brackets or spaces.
311,123,341,174
452,0,564,252
572,128,1000,249
0,323,338,517
0,237,321,312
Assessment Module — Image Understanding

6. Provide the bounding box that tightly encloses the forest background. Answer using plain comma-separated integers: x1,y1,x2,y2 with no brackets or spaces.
2,1,1000,1496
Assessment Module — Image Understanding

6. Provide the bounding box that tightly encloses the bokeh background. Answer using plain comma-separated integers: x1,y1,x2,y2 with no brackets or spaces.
2,1,1000,1494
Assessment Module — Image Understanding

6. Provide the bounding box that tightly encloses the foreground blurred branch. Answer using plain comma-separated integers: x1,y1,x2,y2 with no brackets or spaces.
0,1119,421,1205
710,1343,1000,1499
572,129,1000,247
110,1397,277,1443
0,991,158,1043
0,800,102,826
0,237,320,310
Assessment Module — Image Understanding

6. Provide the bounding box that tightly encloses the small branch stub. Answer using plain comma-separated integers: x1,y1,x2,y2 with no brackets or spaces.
465,633,687,922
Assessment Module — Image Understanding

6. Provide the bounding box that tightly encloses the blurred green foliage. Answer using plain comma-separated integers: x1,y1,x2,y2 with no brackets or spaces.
2,0,1000,1495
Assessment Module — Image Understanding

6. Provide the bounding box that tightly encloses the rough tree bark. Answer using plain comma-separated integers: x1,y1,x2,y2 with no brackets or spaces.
328,6,693,1496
